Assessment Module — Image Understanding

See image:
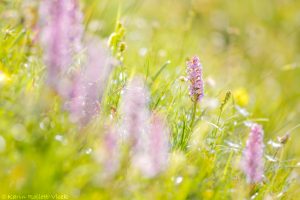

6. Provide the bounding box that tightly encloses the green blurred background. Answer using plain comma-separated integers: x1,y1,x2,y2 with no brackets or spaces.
85,0,300,153
1,0,300,199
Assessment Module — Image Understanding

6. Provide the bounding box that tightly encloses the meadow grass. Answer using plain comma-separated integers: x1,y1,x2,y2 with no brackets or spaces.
0,0,300,199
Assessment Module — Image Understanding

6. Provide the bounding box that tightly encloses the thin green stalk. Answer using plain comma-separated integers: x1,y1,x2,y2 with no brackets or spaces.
222,150,234,180
190,101,197,129
265,148,280,177
180,102,197,149
212,110,222,138
180,120,186,150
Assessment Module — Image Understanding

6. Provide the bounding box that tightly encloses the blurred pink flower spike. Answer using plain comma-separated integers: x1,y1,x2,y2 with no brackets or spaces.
121,77,170,177
241,123,265,183
67,37,115,125
134,113,170,178
39,0,83,92
121,77,150,149
102,125,120,176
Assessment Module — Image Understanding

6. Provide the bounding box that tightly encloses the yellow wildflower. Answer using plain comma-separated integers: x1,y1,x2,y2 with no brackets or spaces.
233,88,249,106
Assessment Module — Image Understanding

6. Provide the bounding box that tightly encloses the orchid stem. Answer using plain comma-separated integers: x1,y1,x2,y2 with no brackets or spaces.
190,102,197,129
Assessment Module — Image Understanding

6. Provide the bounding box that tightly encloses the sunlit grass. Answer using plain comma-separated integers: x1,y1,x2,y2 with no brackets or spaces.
0,0,300,199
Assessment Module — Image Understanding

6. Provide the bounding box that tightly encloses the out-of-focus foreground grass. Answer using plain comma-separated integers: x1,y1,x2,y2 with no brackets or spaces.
0,0,300,199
